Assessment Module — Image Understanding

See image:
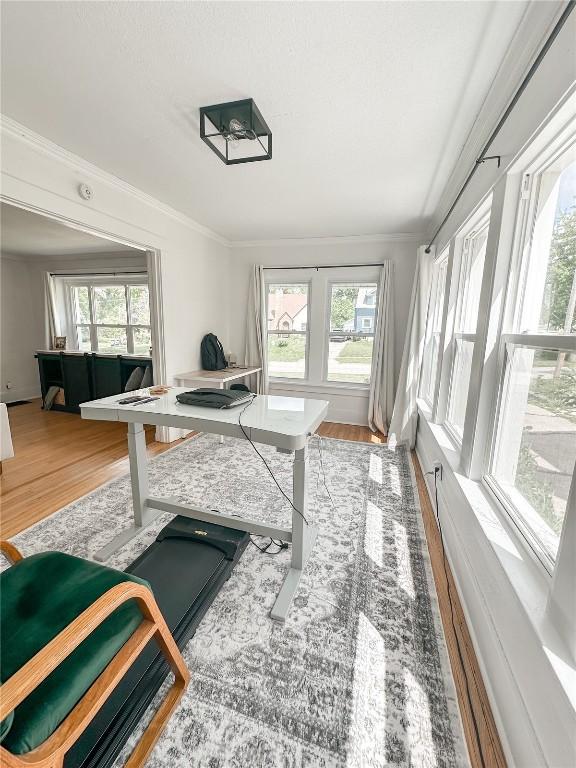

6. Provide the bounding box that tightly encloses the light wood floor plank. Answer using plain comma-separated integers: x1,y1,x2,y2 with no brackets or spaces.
0,403,505,768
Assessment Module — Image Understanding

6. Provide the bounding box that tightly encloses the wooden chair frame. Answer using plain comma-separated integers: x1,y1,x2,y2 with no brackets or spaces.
0,542,190,768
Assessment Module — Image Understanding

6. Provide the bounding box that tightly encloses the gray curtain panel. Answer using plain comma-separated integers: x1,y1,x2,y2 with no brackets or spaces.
368,262,395,435
244,264,269,394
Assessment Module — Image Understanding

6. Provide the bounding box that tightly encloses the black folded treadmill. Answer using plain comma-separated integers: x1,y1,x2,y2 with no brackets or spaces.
64,515,250,768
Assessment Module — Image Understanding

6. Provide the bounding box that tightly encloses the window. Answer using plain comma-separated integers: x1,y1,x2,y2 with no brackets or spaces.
487,142,576,567
420,251,448,406
327,283,377,384
445,214,490,442
266,283,309,379
265,270,380,386
68,278,151,355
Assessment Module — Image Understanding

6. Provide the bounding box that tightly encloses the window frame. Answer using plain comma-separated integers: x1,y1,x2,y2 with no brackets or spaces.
264,267,381,389
265,279,312,383
484,334,576,573
63,275,151,356
481,136,576,574
415,103,576,662
442,206,492,447
420,248,449,410
323,279,379,386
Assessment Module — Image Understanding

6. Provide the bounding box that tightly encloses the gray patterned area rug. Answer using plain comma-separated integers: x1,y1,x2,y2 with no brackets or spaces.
12,434,468,768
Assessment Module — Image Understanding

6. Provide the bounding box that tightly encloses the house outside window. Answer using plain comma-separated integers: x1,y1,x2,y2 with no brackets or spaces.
266,284,309,379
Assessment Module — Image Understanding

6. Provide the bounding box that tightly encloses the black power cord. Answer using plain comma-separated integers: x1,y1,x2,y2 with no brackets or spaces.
249,536,288,555
429,466,488,768
218,507,289,556
237,397,310,526
314,435,336,511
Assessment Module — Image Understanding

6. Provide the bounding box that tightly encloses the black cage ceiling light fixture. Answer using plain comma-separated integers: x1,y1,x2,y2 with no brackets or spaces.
199,98,272,165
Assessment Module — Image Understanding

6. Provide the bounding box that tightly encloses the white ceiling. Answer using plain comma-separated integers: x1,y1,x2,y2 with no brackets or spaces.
0,204,138,257
1,2,529,241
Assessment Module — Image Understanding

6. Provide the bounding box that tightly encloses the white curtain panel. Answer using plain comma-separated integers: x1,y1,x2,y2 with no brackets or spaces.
388,246,434,448
368,261,395,435
44,272,61,349
244,265,269,394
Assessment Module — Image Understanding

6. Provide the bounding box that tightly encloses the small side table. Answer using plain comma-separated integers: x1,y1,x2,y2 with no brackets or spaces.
173,366,262,390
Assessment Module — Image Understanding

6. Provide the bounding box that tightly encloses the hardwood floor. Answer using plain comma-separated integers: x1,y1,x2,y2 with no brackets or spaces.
412,455,507,768
0,403,505,768
0,400,185,538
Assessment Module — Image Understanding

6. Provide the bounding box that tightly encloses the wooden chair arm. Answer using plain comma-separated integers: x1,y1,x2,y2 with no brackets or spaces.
0,577,189,768
0,581,163,720
0,541,23,565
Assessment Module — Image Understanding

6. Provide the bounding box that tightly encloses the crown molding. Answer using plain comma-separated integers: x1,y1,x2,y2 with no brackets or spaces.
1,116,424,250
1,250,145,264
0,115,231,247
232,232,424,248
429,0,570,239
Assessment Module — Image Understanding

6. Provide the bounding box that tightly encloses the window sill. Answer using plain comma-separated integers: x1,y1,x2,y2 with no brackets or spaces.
417,407,576,717
417,398,461,468
270,379,370,397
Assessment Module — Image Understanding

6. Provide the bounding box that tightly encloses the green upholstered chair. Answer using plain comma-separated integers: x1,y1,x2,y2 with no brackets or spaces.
0,541,189,768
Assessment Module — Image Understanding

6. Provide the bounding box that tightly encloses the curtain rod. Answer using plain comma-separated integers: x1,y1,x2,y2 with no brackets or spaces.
50,270,147,277
263,263,385,271
425,0,575,254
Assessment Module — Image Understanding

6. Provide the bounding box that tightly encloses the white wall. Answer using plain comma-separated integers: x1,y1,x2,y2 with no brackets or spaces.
1,119,232,437
228,237,418,425
0,254,45,401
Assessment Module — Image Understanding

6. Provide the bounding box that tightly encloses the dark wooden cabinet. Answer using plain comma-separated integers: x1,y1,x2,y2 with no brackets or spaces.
35,352,153,413
90,356,123,400
61,354,92,409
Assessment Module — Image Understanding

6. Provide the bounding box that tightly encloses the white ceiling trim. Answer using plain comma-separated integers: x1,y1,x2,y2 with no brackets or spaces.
2,115,426,250
1,114,230,247
233,232,424,248
0,249,142,263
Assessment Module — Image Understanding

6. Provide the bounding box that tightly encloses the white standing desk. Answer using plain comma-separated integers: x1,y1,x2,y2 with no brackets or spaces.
81,388,328,621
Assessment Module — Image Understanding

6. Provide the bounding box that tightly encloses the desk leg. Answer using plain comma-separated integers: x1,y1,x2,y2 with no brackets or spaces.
219,382,225,444
270,444,317,622
94,423,161,562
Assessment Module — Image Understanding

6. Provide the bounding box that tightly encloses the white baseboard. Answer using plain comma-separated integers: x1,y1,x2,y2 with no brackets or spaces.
0,386,41,403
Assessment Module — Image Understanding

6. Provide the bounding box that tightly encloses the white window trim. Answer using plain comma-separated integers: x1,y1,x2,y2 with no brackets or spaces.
442,205,492,447
420,249,449,410
265,267,380,391
323,278,378,387
479,132,576,575
62,274,151,355
417,105,576,655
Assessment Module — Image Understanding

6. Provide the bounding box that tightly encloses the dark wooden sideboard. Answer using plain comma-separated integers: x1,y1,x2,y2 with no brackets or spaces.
35,351,153,414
